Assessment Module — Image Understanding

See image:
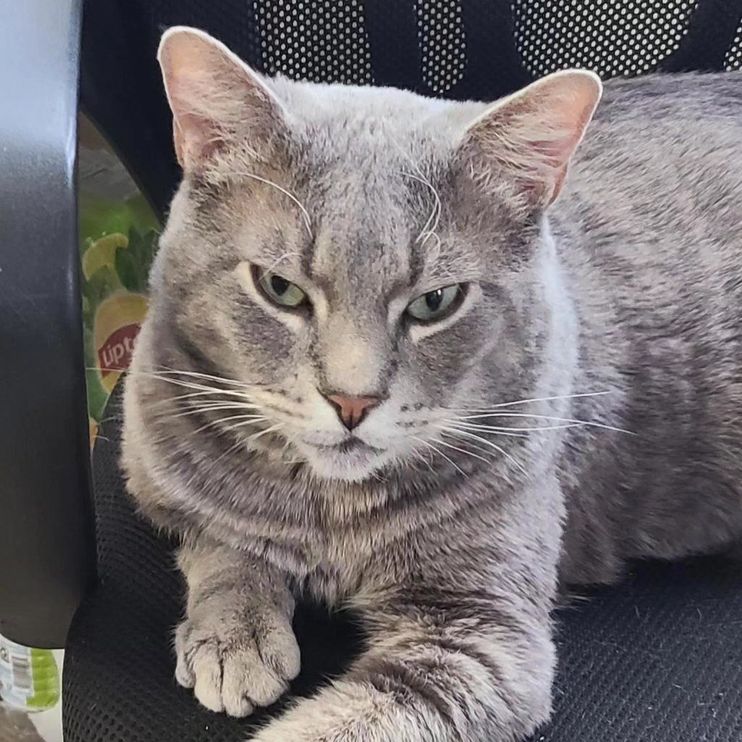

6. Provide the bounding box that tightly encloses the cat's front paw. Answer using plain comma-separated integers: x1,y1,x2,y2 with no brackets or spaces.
174,603,300,717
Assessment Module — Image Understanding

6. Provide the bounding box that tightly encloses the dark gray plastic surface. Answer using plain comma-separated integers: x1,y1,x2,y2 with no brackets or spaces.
0,0,95,648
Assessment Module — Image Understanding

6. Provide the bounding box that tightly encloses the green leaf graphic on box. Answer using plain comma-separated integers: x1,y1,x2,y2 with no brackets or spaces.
144,229,158,274
82,265,121,309
126,228,145,288
81,294,92,329
86,367,109,421
126,226,158,291
115,247,140,292
78,194,132,246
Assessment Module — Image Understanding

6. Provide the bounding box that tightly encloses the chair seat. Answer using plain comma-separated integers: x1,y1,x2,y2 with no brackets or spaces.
63,388,742,741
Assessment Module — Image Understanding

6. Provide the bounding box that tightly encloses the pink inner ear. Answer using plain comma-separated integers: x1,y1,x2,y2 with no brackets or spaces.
464,71,601,207
504,83,598,206
530,124,584,169
173,113,224,170
528,93,594,166
159,29,286,172
172,119,187,168
532,138,572,167
519,131,582,205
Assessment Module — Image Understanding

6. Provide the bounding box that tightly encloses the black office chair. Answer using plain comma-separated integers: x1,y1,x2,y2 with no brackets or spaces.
2,1,742,740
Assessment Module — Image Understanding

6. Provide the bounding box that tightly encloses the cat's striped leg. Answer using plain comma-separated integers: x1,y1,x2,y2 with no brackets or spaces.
251,597,555,742
175,538,300,717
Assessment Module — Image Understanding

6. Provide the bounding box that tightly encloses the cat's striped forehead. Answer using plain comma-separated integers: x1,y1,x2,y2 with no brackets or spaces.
213,136,476,307
305,161,417,301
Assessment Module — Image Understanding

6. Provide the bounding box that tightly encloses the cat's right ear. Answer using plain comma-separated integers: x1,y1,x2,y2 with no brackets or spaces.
158,27,286,172
459,70,602,211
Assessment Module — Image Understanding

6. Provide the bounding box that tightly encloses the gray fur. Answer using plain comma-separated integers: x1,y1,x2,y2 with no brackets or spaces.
123,29,742,742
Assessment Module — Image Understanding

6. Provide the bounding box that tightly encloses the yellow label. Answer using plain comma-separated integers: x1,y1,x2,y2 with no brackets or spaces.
82,232,129,281
94,292,148,393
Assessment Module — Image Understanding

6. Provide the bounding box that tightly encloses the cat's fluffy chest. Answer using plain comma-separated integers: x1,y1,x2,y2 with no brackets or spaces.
217,470,482,604
245,516,404,605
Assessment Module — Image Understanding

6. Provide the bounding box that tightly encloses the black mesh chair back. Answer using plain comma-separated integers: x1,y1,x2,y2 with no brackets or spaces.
81,0,742,215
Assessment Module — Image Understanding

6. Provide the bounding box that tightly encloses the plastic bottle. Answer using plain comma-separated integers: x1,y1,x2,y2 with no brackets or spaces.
0,635,60,712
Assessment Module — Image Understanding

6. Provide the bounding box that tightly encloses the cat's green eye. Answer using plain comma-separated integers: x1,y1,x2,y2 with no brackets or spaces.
406,284,465,324
255,269,308,309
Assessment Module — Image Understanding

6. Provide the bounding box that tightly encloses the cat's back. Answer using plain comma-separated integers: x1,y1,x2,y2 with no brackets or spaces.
557,71,742,318
579,71,742,164
553,73,742,576
562,72,742,255
595,71,742,123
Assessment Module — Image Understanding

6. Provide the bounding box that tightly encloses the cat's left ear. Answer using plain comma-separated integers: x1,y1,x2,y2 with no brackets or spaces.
461,70,602,210
158,27,286,172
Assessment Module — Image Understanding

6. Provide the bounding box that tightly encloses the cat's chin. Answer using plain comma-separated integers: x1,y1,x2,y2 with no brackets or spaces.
297,441,388,483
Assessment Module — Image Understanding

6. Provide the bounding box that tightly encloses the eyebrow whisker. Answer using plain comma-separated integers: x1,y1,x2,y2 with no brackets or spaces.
230,170,313,238
401,170,442,246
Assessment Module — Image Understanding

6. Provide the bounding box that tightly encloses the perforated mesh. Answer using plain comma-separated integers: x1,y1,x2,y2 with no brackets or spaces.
256,0,372,84
416,0,467,94
513,0,697,78
726,24,742,70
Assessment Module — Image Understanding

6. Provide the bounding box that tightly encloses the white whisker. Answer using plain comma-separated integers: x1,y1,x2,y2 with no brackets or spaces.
147,366,257,389
248,423,284,442
454,411,632,435
192,413,267,436
411,436,466,477
446,420,578,434
230,170,312,237
418,230,442,251
145,389,255,411
410,448,436,475
400,169,442,246
210,436,251,468
165,403,263,421
135,373,255,398
438,423,528,440
94,366,257,395
432,435,490,464
438,427,528,475
264,251,304,276
453,390,614,411
218,417,271,436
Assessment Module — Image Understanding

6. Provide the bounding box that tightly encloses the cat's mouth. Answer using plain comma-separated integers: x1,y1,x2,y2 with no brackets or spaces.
300,436,389,481
313,438,384,455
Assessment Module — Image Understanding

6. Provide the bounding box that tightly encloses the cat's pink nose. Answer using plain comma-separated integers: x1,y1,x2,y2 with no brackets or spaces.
325,393,379,430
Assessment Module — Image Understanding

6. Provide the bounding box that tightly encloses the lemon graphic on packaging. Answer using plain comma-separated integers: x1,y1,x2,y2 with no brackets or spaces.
89,417,99,448
82,232,129,281
95,292,148,393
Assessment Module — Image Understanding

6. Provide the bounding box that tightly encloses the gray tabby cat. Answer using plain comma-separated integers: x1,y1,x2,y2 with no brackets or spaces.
122,26,742,742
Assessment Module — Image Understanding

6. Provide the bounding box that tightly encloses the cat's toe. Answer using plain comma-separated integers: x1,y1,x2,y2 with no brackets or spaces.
256,619,301,682
190,642,230,713
221,642,286,710
174,615,299,717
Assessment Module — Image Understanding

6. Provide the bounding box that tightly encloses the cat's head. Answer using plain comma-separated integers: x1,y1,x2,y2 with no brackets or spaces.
146,27,600,482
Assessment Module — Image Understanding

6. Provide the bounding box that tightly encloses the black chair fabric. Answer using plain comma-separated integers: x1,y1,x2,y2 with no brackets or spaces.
80,0,742,218
65,1,742,740
64,388,742,741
